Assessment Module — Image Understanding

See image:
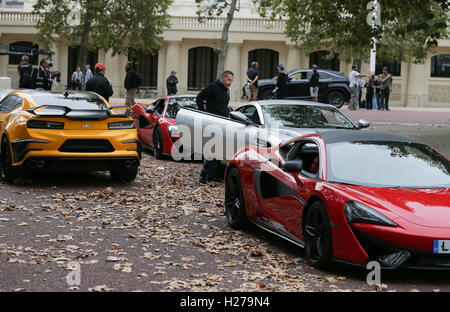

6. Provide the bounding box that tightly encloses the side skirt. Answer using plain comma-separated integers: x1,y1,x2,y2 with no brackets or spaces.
249,217,304,248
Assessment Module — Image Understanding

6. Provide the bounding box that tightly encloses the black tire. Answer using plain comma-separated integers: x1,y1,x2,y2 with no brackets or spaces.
153,127,163,159
261,88,275,100
0,136,18,182
326,90,345,108
225,167,248,229
303,201,333,269
110,167,138,183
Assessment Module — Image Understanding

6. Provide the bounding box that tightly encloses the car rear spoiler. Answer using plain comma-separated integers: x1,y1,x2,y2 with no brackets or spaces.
26,105,131,119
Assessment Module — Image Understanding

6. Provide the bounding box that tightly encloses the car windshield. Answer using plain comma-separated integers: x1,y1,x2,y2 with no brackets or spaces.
327,141,450,188
262,104,356,129
33,94,109,111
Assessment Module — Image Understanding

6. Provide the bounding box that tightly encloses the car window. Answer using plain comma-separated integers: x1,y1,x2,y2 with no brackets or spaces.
289,141,320,178
0,95,22,113
154,99,165,116
242,105,261,125
289,71,308,80
166,97,197,118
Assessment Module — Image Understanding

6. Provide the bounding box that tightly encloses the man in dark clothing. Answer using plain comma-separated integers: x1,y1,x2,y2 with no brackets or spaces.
245,62,260,101
196,70,234,184
166,70,178,95
86,63,114,102
309,64,320,102
18,55,33,89
124,62,141,107
276,64,289,99
32,59,51,90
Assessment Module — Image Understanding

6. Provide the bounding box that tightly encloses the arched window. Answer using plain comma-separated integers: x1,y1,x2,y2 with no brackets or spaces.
188,47,218,90
309,50,340,71
431,54,450,78
248,49,279,79
67,46,98,82
8,41,39,65
376,59,401,76
128,49,158,88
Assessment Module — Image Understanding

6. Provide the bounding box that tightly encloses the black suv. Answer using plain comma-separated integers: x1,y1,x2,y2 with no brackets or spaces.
257,69,351,108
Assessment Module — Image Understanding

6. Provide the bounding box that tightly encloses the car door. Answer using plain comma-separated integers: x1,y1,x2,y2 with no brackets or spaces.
287,71,310,99
0,95,20,133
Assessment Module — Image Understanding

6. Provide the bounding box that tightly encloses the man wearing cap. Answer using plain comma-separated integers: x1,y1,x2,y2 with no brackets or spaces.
379,67,392,111
275,64,289,99
86,63,114,102
309,64,320,102
348,65,366,110
245,62,260,102
166,70,178,95
124,62,141,108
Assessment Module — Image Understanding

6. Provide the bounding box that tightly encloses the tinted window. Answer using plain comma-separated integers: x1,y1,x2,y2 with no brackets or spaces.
327,141,450,188
262,104,356,129
290,71,308,80
0,95,22,113
33,94,108,110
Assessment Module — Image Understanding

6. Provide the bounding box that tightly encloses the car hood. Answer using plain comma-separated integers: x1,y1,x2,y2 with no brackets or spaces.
332,184,450,228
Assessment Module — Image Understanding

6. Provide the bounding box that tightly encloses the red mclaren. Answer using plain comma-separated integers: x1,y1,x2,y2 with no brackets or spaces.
225,129,450,269
132,95,197,159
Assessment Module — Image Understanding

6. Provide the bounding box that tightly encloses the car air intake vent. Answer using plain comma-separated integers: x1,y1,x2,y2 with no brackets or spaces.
59,139,115,153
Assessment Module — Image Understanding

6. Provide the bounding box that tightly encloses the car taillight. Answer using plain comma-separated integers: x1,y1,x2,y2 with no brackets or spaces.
27,120,64,129
108,121,135,129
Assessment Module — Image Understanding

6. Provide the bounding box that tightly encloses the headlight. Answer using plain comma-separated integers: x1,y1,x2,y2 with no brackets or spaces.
27,120,64,129
344,201,397,227
168,125,179,137
108,121,135,129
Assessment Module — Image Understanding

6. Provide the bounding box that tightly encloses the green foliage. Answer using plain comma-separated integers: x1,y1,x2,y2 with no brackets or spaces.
257,0,449,63
32,0,172,56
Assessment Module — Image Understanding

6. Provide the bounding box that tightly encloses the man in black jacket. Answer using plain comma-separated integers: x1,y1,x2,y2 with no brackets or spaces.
86,63,114,102
18,55,33,89
31,59,51,90
275,64,289,99
196,70,234,184
124,62,141,107
166,70,178,95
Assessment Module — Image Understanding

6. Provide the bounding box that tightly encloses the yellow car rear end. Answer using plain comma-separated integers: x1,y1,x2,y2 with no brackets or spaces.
0,90,141,182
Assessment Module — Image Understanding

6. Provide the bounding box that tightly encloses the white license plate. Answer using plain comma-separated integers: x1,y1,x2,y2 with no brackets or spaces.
433,240,450,254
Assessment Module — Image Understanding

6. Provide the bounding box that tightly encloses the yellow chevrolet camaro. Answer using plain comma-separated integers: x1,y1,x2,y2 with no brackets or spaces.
0,90,140,182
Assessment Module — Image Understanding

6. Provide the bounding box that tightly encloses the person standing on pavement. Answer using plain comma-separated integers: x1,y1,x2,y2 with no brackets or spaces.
309,64,320,102
379,67,392,111
245,61,260,102
84,64,93,91
365,75,375,110
86,62,113,102
124,62,141,108
275,64,289,99
196,70,234,184
348,65,366,110
71,66,83,91
166,70,179,96
31,59,51,90
18,55,33,89
373,75,381,110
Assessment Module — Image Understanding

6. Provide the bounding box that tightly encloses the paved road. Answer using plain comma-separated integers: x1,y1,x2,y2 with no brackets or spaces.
0,123,449,293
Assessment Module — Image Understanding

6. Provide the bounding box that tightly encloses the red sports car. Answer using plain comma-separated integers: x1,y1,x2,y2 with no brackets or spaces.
225,129,450,269
132,95,197,159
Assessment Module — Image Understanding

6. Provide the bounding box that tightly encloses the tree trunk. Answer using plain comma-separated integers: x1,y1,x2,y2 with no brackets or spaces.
216,0,238,79
77,10,92,78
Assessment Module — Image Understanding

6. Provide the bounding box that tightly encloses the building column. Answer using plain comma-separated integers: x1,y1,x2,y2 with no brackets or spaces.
406,58,430,108
103,50,127,99
165,41,181,94
287,46,301,71
225,42,241,101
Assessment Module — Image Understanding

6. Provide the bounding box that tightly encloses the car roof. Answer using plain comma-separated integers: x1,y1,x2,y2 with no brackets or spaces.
248,100,335,108
315,129,422,145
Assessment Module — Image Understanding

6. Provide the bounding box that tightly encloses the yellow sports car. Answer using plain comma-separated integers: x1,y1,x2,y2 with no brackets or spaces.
0,90,140,182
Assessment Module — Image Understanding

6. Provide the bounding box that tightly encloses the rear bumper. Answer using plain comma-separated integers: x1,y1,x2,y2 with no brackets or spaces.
21,156,140,172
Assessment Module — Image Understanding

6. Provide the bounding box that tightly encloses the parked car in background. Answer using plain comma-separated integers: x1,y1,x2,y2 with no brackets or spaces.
0,90,140,182
257,69,351,108
132,95,197,159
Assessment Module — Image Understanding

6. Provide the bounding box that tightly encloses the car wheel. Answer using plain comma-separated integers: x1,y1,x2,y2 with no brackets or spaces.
261,88,275,100
153,127,163,159
303,201,333,269
110,167,138,183
327,91,345,108
225,168,248,229
0,136,18,182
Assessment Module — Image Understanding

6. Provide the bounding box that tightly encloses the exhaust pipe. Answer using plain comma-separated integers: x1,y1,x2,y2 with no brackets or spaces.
124,160,132,168
29,160,37,168
36,160,45,169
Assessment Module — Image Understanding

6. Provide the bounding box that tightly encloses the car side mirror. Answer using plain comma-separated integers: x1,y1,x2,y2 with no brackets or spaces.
281,160,303,173
146,106,155,114
229,111,257,126
358,119,371,129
